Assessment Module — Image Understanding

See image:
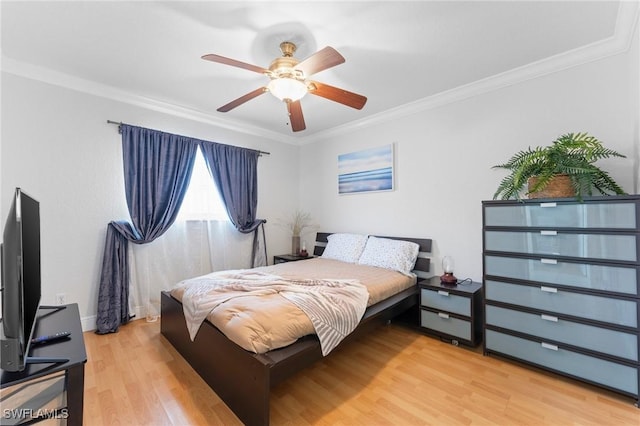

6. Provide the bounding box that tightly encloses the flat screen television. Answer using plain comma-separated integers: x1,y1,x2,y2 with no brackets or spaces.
0,188,41,372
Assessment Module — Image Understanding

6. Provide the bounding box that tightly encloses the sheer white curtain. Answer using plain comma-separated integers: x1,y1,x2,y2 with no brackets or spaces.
128,148,254,321
129,219,253,321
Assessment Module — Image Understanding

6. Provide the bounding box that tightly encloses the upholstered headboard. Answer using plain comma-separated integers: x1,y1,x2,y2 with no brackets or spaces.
313,232,432,278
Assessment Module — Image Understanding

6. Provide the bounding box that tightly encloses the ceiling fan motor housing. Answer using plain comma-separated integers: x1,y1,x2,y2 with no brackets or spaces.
269,56,303,79
269,41,304,81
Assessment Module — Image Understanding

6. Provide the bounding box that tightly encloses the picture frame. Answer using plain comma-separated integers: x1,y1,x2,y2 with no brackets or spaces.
338,144,394,194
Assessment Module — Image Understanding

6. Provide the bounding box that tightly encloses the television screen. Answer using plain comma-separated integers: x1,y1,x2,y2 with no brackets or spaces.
1,188,41,372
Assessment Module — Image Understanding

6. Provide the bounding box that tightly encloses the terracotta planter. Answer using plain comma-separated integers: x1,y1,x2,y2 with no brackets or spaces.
527,174,574,199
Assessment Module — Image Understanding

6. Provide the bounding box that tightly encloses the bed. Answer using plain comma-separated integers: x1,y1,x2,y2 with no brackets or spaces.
160,232,432,425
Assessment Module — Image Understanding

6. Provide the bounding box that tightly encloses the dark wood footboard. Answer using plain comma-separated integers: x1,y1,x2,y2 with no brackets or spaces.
161,291,272,425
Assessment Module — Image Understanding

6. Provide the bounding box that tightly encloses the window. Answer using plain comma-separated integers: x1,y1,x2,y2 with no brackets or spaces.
177,148,228,221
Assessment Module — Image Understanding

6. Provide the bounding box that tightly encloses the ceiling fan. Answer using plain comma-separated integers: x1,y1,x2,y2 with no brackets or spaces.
202,41,367,132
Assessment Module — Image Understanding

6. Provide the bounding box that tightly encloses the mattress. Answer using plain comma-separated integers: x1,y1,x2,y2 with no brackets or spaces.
170,257,416,354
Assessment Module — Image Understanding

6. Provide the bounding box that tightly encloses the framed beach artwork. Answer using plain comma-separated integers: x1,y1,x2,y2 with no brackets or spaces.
338,144,394,194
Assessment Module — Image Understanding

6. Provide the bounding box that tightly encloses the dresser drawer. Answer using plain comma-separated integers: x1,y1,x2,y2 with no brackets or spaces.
485,255,638,295
421,288,470,316
486,305,638,361
486,330,638,395
484,201,637,229
485,280,638,328
485,230,638,263
421,309,471,341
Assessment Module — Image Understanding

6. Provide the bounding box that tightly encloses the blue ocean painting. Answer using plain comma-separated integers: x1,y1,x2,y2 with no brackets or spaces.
338,144,394,194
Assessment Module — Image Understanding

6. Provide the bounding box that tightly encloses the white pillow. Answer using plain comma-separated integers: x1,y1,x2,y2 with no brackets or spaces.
321,233,369,263
358,236,419,275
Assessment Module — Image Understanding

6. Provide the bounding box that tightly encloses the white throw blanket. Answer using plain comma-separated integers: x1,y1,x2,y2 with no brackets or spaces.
175,269,369,355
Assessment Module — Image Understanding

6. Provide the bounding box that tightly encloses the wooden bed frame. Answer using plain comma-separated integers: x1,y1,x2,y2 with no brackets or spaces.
160,232,432,425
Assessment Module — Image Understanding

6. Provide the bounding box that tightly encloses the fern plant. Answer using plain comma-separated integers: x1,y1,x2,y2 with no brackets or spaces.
492,132,627,200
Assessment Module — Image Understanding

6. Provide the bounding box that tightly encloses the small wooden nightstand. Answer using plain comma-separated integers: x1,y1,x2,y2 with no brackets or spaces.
419,276,483,347
273,254,313,264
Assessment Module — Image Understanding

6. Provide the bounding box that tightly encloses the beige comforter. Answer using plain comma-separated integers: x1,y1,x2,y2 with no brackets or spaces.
170,257,416,354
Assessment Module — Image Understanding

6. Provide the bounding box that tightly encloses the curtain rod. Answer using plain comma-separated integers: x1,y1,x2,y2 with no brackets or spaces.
106,120,270,156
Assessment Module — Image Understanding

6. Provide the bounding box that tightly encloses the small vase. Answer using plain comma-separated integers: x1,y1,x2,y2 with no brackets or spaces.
291,235,300,255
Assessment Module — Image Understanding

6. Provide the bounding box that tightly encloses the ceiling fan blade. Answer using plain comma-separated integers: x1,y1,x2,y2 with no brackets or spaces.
294,47,345,77
202,54,269,75
286,100,306,132
217,87,267,112
308,81,367,110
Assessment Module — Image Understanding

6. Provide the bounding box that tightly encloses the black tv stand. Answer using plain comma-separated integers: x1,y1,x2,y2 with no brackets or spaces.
1,303,86,426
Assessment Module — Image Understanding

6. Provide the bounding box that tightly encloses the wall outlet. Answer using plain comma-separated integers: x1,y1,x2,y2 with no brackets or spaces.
55,293,66,305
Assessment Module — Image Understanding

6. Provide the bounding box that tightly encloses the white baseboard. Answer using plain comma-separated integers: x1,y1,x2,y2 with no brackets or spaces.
81,315,97,332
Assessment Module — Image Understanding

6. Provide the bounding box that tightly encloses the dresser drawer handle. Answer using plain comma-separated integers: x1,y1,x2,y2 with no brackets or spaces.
437,290,449,296
540,230,557,236
540,286,558,293
541,258,557,265
541,314,558,322
541,342,559,351
438,312,450,319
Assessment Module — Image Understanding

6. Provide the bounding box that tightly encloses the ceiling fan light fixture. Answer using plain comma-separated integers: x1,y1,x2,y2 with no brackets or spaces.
267,77,308,102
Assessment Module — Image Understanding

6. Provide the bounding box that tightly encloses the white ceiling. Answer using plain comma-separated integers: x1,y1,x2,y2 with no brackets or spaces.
1,1,637,143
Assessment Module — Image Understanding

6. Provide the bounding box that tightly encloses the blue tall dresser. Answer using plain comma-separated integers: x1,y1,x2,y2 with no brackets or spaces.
482,195,640,404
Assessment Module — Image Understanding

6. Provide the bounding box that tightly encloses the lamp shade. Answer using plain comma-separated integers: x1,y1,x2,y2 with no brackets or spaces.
268,78,307,102
442,256,455,273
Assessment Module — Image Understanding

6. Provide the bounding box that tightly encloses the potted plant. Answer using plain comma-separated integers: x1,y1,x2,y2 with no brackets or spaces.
492,132,627,200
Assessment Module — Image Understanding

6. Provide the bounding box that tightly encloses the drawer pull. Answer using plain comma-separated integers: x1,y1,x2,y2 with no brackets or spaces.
540,258,557,265
438,312,450,319
437,290,449,296
540,202,557,208
541,342,559,351
540,286,558,293
541,314,559,322
540,230,557,236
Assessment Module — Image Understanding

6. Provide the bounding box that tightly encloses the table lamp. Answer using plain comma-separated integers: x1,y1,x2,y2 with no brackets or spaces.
440,255,457,285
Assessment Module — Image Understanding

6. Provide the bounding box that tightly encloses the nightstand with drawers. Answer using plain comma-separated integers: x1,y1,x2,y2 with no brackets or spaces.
419,277,483,347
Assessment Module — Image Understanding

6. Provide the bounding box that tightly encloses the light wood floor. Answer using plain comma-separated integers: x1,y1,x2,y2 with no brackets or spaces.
84,319,640,425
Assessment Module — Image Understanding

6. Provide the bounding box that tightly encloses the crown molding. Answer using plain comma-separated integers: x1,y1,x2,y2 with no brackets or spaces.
0,56,298,145
301,1,640,145
2,1,637,146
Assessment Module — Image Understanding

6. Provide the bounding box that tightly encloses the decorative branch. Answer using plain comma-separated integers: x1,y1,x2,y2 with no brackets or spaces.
276,210,317,236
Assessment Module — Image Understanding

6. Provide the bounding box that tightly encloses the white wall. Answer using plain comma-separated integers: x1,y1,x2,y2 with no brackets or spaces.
299,39,639,282
1,73,300,327
634,14,640,192
2,14,638,328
